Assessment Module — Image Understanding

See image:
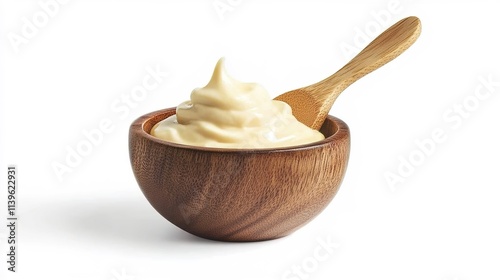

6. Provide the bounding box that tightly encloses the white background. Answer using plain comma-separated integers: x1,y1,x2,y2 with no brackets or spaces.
1,0,500,279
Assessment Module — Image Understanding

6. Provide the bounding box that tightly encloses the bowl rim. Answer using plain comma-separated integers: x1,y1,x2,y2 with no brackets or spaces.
130,107,349,154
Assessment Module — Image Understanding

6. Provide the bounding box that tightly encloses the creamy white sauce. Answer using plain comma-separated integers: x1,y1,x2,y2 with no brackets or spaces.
151,58,324,148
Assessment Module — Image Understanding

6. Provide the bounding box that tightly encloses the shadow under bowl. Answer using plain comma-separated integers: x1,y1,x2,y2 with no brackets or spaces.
129,107,350,242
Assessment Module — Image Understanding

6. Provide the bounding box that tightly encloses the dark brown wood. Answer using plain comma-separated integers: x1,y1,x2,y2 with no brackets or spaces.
129,107,350,242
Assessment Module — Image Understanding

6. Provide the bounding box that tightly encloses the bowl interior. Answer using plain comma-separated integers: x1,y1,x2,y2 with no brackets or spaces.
137,107,343,152
129,107,350,241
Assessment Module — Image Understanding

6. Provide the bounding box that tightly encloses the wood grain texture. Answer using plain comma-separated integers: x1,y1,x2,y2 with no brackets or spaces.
275,16,421,130
129,107,350,242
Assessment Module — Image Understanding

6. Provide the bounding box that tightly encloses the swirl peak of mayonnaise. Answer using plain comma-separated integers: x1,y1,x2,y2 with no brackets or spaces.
151,58,325,149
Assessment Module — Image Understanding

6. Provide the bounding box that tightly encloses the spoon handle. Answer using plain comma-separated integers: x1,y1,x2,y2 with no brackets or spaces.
307,16,421,102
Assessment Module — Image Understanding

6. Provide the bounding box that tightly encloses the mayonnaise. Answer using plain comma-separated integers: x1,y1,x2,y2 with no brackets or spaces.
151,58,325,148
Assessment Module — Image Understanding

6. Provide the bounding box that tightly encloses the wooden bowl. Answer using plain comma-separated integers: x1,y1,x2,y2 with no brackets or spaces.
129,107,350,242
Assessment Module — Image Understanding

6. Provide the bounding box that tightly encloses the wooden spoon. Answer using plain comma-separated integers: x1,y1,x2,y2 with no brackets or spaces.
274,16,421,130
